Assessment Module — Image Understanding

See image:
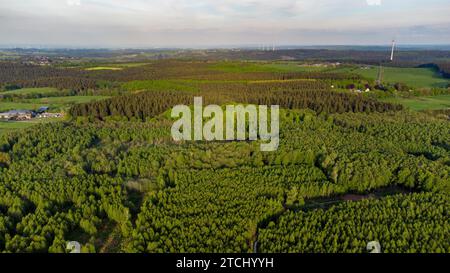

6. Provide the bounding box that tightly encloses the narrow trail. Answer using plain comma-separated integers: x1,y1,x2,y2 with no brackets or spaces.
97,222,122,253
99,231,119,253
251,185,412,253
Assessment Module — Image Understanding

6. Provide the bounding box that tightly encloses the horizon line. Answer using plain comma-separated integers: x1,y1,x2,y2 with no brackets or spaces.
1,43,450,50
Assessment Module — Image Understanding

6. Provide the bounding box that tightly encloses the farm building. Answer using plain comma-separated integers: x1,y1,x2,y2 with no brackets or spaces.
36,106,50,113
36,112,63,119
0,110,34,121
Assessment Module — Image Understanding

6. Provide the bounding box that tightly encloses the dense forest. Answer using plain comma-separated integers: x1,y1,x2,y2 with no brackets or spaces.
69,85,402,120
0,107,448,253
0,63,97,91
0,57,449,253
259,193,450,253
0,61,362,92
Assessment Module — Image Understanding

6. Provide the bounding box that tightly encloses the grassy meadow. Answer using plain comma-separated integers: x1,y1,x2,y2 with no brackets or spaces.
85,66,124,71
0,93,110,133
0,87,60,96
0,96,110,112
381,94,450,111
333,66,449,88
0,118,65,135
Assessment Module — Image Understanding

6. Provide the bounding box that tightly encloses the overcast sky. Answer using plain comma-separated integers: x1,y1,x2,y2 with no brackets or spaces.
1,0,449,47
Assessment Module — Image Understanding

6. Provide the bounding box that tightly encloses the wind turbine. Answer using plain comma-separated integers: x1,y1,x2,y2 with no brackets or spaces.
390,39,396,61
376,39,396,87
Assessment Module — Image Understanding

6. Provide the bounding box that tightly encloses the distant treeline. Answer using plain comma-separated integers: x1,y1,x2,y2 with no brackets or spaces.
70,88,403,120
0,63,97,91
436,62,450,78
176,49,450,67
418,62,450,79
5,47,450,63
0,61,365,93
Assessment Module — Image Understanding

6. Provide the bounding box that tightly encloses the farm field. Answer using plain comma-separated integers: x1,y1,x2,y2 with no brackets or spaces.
264,63,333,72
0,120,36,132
0,118,63,135
0,87,60,96
0,96,110,112
193,62,450,89
0,95,109,133
0,101,42,111
381,94,450,111
85,66,123,71
333,66,450,88
121,80,201,92
26,95,110,106
211,61,333,73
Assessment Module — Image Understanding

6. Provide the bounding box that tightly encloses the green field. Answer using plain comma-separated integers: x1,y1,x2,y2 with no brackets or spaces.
381,94,450,111
0,95,110,134
0,96,110,112
210,62,279,73
0,51,20,60
0,120,36,131
0,118,64,135
211,61,329,73
263,63,333,72
27,95,109,105
0,102,41,111
210,62,450,89
121,80,200,92
0,87,59,96
84,62,151,70
334,66,450,88
85,66,123,71
0,95,103,133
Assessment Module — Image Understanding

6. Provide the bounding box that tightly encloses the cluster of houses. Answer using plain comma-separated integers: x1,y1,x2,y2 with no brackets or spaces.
330,84,371,93
0,107,63,121
0,110,34,121
353,88,371,93
22,56,52,66
345,83,372,93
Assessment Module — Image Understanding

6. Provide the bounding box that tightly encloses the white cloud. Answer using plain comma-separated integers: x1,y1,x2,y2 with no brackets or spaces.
366,0,381,6
0,0,449,46
67,0,81,6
